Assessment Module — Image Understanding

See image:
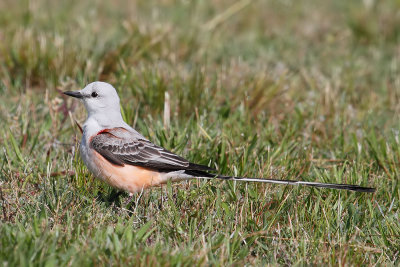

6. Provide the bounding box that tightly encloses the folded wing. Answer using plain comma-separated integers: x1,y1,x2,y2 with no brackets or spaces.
90,127,215,172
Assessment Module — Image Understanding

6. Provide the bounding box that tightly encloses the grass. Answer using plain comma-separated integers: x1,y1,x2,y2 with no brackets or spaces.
1,0,400,265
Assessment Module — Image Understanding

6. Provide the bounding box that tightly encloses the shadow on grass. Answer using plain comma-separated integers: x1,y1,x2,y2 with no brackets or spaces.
94,188,140,210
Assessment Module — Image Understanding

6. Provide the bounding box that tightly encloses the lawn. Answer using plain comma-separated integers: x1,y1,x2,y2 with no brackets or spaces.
1,0,399,265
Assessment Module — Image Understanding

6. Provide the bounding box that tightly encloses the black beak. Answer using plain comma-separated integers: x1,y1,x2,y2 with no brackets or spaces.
63,91,83,99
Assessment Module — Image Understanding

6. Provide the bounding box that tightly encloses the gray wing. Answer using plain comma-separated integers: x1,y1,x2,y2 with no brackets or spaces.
90,127,215,172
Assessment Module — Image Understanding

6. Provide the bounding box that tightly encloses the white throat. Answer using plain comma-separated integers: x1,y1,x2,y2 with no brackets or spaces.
83,109,126,137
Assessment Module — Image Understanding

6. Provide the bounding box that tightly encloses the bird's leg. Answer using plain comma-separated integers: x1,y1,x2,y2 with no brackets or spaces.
123,192,135,208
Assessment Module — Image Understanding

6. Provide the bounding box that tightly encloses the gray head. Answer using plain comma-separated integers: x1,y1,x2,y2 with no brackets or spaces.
64,82,124,126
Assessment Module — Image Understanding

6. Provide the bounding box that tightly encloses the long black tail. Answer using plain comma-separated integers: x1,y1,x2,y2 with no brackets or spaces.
185,171,375,193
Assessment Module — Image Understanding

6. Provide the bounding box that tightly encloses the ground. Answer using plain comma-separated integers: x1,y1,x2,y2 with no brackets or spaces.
0,0,399,265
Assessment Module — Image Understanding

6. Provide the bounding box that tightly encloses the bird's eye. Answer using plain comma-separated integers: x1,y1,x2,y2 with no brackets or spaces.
91,92,98,97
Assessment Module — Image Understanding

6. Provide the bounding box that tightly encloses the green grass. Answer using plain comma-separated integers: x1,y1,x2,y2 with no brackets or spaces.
1,0,400,265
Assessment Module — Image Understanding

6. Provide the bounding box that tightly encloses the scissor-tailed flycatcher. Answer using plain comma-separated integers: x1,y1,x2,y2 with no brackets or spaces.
64,82,375,194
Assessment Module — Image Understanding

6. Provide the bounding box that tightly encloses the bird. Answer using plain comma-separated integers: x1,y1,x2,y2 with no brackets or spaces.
63,81,375,194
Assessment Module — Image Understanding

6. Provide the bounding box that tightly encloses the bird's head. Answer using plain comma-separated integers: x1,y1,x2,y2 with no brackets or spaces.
64,81,121,117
